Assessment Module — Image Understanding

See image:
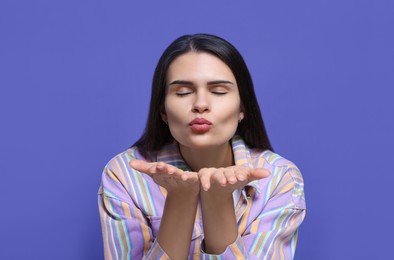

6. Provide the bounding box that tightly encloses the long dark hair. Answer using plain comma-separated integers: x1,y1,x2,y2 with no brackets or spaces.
133,33,273,152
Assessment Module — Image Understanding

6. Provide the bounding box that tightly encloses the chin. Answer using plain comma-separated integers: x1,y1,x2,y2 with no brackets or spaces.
181,135,232,150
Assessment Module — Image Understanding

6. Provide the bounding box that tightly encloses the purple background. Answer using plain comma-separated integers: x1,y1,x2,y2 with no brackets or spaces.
1,1,393,259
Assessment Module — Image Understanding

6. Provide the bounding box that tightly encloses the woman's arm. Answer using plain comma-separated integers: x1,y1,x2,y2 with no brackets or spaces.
130,160,200,260
200,187,238,253
199,166,270,254
157,189,198,259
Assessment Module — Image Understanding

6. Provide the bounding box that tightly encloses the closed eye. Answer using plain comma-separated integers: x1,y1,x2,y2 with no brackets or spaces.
210,86,229,95
211,91,227,95
175,91,192,96
173,85,193,96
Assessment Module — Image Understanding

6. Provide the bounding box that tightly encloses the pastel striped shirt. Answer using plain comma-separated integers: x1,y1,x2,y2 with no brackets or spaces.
98,135,306,259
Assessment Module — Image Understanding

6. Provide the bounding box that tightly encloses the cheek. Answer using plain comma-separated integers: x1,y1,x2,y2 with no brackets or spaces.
164,100,186,123
165,105,188,143
216,100,242,120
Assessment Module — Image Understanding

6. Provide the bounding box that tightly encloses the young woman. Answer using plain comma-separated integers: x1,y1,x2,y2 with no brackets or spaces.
98,34,306,260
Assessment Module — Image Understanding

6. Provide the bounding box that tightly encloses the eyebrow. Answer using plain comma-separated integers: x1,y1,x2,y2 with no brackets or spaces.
168,80,235,86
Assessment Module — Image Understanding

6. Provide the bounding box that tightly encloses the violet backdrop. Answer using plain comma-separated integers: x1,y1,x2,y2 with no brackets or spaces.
1,1,393,259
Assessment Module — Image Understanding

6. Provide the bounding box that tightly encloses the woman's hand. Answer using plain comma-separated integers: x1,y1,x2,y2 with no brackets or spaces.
198,166,270,194
129,160,199,194
130,160,270,195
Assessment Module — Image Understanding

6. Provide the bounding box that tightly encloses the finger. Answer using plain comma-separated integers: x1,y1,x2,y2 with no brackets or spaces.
184,171,199,182
181,171,188,181
155,162,166,172
157,162,175,175
182,171,197,182
213,170,227,186
234,168,249,182
199,169,212,191
164,164,185,178
223,169,237,184
130,160,184,178
156,162,181,176
248,168,271,181
129,160,157,175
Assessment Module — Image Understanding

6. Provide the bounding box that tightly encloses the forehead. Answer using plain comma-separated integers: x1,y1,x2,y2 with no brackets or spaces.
166,52,236,83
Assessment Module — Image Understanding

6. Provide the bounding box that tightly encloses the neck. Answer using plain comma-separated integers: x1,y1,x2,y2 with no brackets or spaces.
179,141,234,172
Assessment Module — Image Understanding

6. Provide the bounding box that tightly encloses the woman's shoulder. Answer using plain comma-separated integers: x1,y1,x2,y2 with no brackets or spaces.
250,149,304,190
100,146,154,191
233,135,298,170
250,149,306,209
103,146,148,173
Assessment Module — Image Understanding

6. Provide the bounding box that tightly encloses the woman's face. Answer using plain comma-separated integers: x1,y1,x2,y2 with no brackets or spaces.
162,52,244,150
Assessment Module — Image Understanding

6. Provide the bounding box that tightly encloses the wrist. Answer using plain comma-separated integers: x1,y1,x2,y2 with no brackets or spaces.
167,189,200,201
201,187,233,201
200,190,234,210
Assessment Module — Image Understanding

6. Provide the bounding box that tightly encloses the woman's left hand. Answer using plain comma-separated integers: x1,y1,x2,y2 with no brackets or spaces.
198,166,270,193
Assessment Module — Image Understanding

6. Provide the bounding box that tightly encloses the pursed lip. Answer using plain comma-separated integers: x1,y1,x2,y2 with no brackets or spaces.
189,118,212,125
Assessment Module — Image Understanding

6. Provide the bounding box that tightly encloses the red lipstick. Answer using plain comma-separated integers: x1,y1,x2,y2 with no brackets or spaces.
189,118,212,133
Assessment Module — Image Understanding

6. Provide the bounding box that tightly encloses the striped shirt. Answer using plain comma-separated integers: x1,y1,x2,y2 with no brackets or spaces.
98,135,306,259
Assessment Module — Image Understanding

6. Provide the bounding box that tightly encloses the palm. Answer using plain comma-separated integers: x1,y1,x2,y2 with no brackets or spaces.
129,160,199,193
199,165,270,194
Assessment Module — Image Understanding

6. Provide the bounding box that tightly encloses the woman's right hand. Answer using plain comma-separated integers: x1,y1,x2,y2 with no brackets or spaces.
129,160,199,194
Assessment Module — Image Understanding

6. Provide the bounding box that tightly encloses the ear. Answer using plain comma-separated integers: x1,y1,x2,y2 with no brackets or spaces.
239,111,244,121
160,111,167,124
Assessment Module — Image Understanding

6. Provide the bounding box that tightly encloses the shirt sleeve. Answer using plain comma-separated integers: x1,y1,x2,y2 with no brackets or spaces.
98,165,170,260
199,166,306,260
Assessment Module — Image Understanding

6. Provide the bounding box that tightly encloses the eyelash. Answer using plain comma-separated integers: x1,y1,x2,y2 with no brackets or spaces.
175,91,227,96
212,91,227,95
175,92,192,96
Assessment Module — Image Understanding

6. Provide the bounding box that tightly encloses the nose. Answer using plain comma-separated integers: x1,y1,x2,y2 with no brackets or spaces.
192,91,210,114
